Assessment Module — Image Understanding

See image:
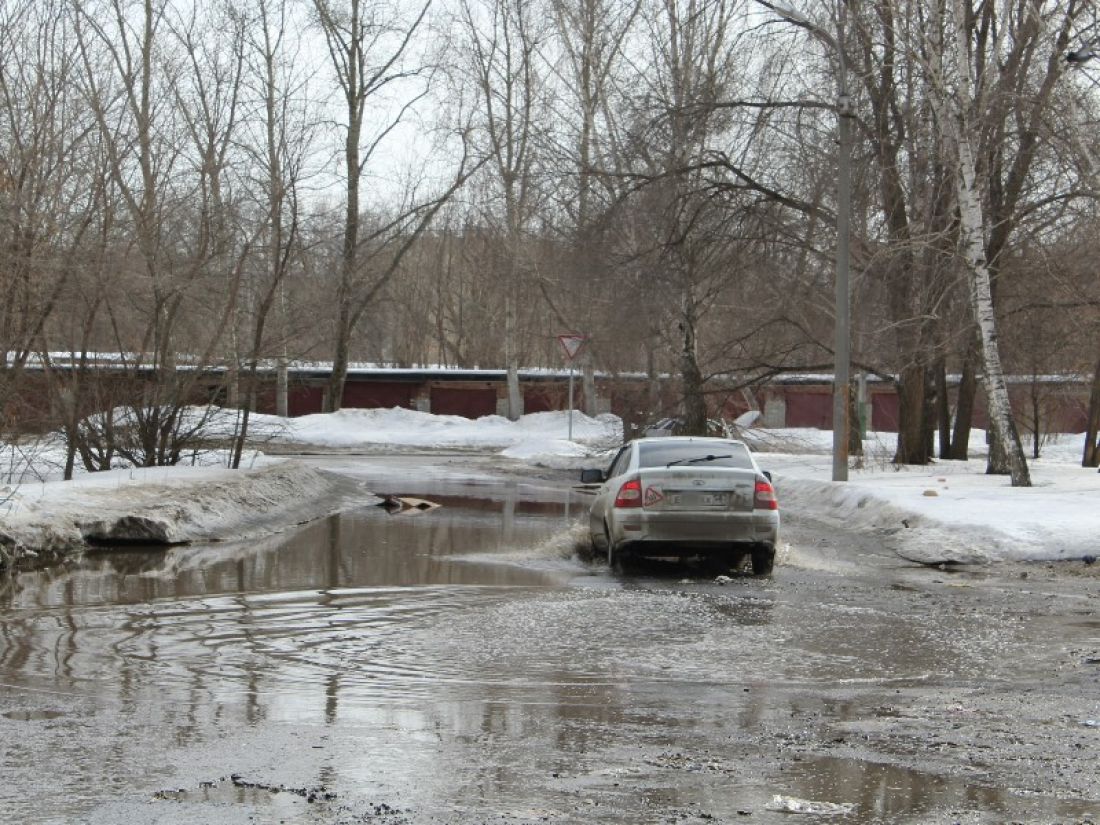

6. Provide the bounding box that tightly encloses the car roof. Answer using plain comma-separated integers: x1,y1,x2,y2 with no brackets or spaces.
632,436,748,447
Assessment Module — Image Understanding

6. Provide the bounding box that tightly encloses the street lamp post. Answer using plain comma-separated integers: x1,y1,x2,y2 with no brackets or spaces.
1065,41,1100,472
832,13,853,483
757,1,853,481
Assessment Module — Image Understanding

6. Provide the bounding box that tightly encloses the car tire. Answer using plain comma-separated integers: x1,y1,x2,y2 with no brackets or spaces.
751,544,775,576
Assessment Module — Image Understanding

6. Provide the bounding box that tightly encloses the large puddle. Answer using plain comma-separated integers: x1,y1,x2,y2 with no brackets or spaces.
1,463,1096,823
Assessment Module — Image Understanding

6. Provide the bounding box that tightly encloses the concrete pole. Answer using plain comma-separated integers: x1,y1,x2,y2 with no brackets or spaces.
276,357,289,417
832,1,852,483
568,364,575,441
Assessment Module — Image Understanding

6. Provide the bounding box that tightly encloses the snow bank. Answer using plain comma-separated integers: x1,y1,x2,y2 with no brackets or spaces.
754,430,1100,565
3,405,1096,569
256,407,623,458
1,460,352,566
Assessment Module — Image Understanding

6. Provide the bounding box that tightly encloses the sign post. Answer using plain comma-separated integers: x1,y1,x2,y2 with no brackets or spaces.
556,334,588,440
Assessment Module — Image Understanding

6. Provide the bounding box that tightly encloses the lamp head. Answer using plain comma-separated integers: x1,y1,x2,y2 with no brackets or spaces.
1067,45,1096,64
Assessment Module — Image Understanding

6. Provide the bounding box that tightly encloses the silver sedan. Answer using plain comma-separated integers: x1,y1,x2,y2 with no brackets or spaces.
580,436,780,574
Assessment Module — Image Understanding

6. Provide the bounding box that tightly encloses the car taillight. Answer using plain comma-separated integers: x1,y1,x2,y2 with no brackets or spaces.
614,477,643,508
754,479,778,510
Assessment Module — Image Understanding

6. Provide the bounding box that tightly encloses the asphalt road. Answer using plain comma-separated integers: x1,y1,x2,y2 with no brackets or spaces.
0,455,1098,824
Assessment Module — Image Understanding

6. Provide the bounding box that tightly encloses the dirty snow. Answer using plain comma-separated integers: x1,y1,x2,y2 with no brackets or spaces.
2,406,1098,567
1,460,355,563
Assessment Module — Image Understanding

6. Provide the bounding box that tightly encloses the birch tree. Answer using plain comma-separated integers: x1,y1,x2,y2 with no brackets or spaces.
928,0,1039,486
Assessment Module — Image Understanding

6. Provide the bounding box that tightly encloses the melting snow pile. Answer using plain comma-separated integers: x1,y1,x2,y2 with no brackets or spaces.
1,461,346,564
252,407,622,461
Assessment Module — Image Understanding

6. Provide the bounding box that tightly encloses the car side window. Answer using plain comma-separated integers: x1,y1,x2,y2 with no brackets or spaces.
607,446,631,479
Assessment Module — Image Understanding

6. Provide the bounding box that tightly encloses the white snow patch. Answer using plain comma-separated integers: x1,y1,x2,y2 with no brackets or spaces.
756,430,1100,564
3,408,1098,568
247,406,622,463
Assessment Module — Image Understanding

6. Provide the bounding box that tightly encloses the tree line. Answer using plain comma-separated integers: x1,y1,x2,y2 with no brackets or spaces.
1,0,1099,483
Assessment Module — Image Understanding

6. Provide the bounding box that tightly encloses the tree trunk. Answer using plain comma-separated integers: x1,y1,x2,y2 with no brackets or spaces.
646,341,660,417
922,366,936,461
1082,352,1100,467
1028,383,1041,461
326,308,351,413
949,348,976,459
680,350,707,436
847,381,862,457
582,358,597,417
955,134,1030,486
935,359,951,458
894,364,928,464
680,296,707,436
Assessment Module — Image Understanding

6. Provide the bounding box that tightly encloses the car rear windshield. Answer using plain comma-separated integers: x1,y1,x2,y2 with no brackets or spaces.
638,441,754,470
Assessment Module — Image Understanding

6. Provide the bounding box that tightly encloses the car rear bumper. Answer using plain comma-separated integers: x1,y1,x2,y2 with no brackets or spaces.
610,510,779,554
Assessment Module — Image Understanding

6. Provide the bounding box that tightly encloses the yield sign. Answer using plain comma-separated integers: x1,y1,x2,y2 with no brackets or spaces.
556,333,587,361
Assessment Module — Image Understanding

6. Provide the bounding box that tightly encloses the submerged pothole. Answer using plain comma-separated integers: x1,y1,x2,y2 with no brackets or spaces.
153,775,337,806
3,709,65,721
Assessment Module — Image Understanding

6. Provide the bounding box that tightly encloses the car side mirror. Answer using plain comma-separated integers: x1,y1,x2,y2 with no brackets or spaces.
762,470,772,483
580,468,605,484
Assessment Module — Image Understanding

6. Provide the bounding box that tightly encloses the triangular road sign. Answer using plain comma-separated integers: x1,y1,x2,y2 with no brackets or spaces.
557,333,587,361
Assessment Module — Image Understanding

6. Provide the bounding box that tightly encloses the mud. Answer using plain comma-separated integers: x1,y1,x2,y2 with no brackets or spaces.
0,454,1098,824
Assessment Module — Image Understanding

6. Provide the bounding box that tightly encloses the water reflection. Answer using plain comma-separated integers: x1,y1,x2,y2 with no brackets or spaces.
1,477,1095,825
1,497,568,613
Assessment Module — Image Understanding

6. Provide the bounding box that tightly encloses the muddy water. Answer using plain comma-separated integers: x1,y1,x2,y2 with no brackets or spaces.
1,463,1097,824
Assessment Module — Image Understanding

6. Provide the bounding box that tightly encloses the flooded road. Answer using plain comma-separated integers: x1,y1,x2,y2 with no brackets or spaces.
1,455,1098,824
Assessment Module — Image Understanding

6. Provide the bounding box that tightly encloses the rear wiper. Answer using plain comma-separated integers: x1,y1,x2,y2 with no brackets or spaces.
666,453,732,467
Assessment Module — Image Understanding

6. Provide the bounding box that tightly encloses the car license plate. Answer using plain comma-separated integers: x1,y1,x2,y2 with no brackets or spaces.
666,492,729,506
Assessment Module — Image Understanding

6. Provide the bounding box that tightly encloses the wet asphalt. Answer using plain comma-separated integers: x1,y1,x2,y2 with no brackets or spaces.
0,454,1098,824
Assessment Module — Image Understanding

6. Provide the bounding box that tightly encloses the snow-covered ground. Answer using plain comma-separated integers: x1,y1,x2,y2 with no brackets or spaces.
249,406,622,461
743,428,1100,566
2,407,1097,569
0,460,359,565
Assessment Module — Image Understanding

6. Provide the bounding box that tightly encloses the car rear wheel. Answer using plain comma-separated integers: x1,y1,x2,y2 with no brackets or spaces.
605,525,617,567
751,544,775,576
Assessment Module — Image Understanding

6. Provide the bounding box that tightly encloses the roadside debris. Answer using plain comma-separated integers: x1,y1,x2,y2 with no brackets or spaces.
378,495,440,515
764,795,855,816
229,774,336,803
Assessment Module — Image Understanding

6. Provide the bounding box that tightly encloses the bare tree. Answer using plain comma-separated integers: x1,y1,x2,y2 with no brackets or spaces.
221,0,321,466
73,0,246,466
549,0,640,412
454,0,551,418
313,0,435,409
616,0,759,434
0,1,94,425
